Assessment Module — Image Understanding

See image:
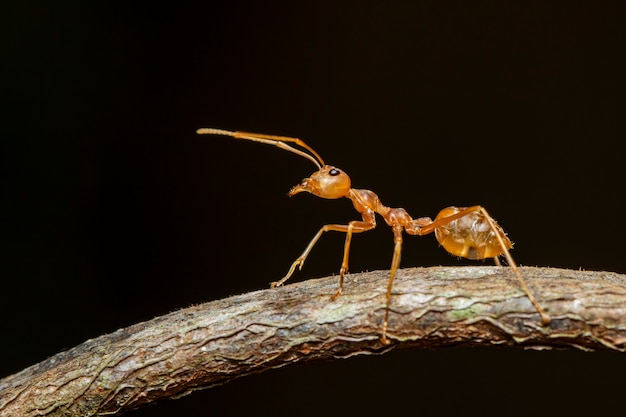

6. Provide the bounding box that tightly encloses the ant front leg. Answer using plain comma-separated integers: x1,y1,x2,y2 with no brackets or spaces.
270,226,327,289
330,219,376,300
330,222,355,301
271,214,376,299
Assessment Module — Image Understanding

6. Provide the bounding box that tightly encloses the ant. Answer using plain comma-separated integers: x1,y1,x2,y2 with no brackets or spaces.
197,128,550,343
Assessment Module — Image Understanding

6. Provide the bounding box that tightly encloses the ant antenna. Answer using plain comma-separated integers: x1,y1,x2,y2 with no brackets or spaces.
197,128,325,169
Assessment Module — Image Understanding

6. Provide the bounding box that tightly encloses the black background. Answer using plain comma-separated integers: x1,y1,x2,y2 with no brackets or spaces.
3,2,625,416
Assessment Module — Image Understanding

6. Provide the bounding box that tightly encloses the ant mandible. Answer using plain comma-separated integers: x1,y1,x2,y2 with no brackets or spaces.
197,128,550,343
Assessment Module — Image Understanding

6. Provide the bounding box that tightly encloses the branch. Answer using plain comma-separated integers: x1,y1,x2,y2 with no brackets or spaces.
2,266,626,416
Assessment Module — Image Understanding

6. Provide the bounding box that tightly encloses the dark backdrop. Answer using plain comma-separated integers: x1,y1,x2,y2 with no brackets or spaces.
3,2,625,415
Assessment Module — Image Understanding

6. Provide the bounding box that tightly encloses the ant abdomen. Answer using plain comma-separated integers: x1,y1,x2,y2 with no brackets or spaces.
434,206,512,260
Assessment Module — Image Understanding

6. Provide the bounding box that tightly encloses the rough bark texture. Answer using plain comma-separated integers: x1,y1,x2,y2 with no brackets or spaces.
2,266,626,416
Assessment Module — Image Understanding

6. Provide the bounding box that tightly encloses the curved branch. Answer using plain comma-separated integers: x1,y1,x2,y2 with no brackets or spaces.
2,266,626,416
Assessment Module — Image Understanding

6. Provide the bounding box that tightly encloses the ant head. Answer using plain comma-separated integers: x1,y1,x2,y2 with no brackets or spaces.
288,165,351,199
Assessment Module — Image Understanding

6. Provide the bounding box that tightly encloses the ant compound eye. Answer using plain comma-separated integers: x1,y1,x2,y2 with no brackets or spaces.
329,168,340,176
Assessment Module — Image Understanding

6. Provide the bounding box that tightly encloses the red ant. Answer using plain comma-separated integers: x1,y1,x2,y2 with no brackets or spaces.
197,128,550,343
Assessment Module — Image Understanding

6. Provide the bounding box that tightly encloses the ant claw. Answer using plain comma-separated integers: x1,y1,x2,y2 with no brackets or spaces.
330,288,342,301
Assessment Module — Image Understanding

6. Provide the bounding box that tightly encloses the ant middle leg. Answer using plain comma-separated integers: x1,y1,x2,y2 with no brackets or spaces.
381,225,404,344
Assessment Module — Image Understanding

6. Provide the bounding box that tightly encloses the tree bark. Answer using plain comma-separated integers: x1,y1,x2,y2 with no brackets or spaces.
2,266,626,416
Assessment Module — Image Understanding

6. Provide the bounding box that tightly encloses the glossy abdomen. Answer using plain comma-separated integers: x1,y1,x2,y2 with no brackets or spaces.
434,206,512,259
